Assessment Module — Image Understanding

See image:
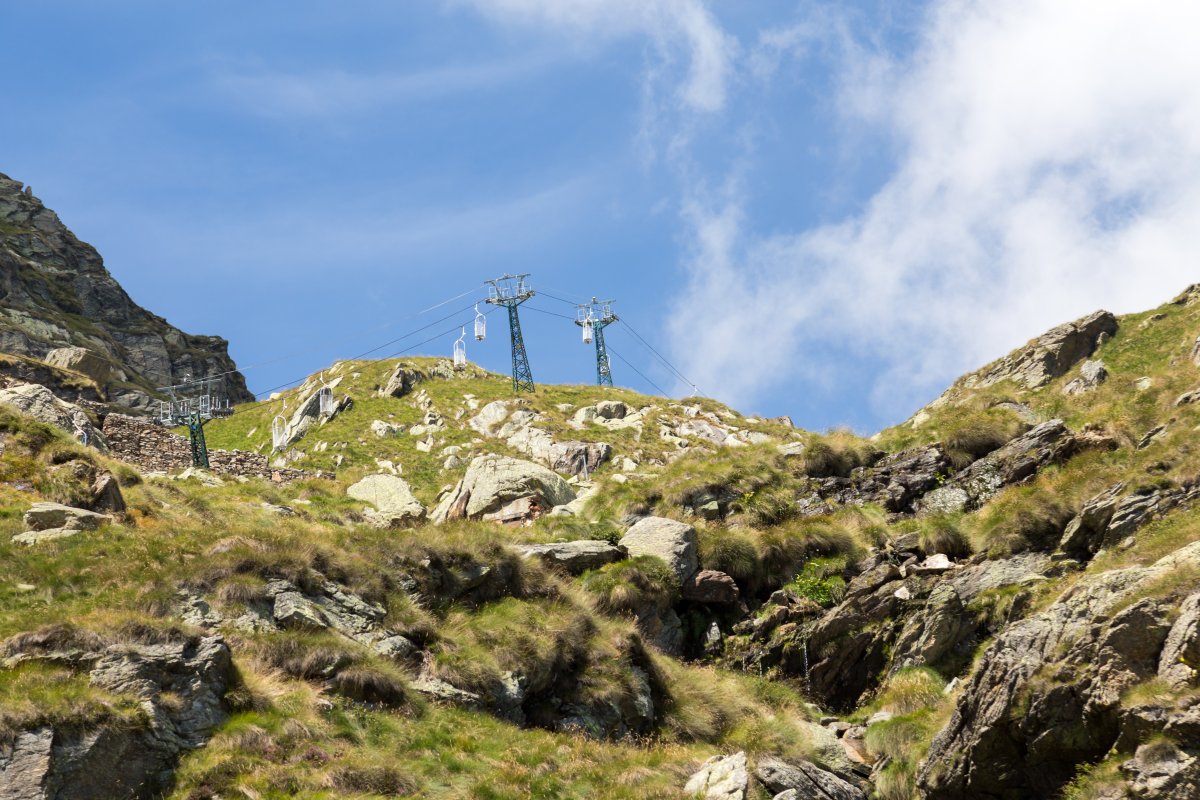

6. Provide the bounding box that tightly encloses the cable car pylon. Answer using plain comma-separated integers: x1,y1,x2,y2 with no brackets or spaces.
576,297,618,387
485,273,535,393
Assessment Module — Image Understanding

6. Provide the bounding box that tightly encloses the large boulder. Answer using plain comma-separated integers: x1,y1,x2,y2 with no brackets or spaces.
0,383,107,451
431,455,576,523
1062,359,1108,395
619,517,699,583
753,756,865,800
347,474,426,527
515,540,626,575
14,501,113,544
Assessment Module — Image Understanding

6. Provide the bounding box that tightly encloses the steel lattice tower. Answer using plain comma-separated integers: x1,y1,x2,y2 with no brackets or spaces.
486,273,536,393
576,298,618,387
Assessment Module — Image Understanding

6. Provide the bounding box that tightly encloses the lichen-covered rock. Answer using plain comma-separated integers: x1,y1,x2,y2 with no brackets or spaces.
1062,359,1108,395
684,751,749,800
920,419,1080,513
347,473,426,527
619,517,699,582
753,756,865,800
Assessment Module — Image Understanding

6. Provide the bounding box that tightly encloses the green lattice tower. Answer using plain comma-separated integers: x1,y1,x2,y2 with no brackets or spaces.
577,299,618,387
486,274,536,393
187,411,210,468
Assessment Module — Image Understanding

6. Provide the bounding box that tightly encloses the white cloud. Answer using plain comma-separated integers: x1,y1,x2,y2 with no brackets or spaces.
456,0,735,113
668,0,1200,426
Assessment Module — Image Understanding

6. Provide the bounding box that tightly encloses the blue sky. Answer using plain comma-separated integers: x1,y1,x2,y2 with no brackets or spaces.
4,1,1199,433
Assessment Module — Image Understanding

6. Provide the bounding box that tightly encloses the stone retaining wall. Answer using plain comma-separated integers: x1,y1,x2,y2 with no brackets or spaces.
101,413,327,483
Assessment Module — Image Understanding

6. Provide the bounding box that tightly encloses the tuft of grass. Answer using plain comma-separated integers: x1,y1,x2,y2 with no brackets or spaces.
782,556,848,608
580,557,680,616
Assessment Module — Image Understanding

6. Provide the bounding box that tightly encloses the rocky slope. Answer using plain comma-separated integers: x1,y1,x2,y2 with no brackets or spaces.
0,172,251,409
3,285,1200,798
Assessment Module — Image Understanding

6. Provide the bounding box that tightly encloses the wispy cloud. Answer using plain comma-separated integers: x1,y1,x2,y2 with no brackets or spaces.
668,1,1200,425
208,54,550,118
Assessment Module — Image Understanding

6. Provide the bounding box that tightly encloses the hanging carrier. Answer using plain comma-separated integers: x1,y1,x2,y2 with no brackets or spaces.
453,328,467,368
578,306,594,345
271,414,287,451
318,377,335,417
474,304,487,341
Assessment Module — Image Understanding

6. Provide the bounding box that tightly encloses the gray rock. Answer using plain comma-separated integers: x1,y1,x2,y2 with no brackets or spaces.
595,400,627,419
379,361,423,398
890,583,975,675
90,472,125,514
619,516,699,582
1062,359,1108,395
44,345,124,385
431,455,576,522
547,441,612,477
682,570,740,604
515,540,626,574
684,751,749,800
0,383,107,452
0,173,252,408
754,756,865,800
347,474,426,527
23,502,111,532
1159,592,1200,689
469,400,514,435
1123,740,1200,800
370,419,404,437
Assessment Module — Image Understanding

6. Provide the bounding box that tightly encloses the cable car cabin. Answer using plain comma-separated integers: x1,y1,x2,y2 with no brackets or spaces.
454,328,467,368
580,317,594,345
271,415,287,451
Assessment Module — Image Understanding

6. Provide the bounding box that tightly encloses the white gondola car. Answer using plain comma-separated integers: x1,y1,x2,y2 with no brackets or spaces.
580,316,594,345
453,328,467,368
474,305,487,341
271,414,287,451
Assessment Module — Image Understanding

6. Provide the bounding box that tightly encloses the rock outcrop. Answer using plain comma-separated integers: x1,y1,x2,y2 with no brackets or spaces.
0,172,251,409
918,542,1200,799
0,382,107,451
963,310,1118,391
919,419,1081,513
0,627,235,799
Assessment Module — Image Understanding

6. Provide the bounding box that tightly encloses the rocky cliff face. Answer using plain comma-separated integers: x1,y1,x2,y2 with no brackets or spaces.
0,172,251,410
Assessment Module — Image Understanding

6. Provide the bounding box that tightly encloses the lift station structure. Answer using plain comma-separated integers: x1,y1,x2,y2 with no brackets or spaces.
157,376,234,467
485,273,536,393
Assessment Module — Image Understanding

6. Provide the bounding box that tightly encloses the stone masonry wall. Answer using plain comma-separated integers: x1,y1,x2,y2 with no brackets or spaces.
101,413,326,483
